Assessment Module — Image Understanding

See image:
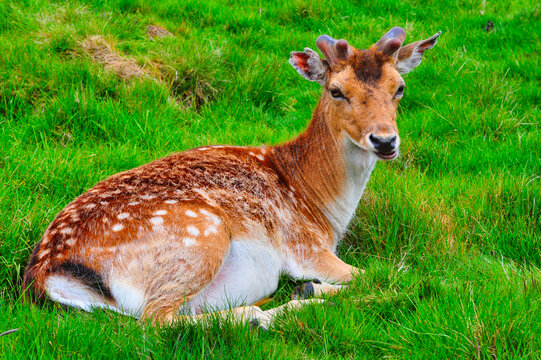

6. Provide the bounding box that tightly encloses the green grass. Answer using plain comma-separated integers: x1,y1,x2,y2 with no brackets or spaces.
0,0,539,358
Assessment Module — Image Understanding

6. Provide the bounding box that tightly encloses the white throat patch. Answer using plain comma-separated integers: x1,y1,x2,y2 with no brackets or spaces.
323,134,377,246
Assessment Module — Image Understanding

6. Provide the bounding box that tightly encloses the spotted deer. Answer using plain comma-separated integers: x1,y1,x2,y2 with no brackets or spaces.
22,27,440,328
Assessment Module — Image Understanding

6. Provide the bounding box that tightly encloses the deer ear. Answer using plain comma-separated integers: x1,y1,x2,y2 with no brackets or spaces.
396,31,441,75
289,47,326,86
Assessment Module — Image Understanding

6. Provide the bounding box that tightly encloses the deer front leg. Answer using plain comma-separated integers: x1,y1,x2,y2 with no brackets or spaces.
292,249,363,300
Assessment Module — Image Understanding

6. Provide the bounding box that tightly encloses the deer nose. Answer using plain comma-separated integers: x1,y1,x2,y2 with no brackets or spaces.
369,134,397,153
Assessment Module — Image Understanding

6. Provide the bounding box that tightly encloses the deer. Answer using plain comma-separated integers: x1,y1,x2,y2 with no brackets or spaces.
22,26,440,329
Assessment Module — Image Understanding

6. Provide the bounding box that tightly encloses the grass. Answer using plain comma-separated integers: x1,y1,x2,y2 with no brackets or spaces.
0,0,539,358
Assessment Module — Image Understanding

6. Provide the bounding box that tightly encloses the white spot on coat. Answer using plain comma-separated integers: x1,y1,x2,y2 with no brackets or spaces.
256,155,265,161
66,238,76,246
164,199,178,204
187,226,200,236
154,210,167,216
204,225,218,236
112,224,124,232
182,237,196,246
186,210,197,218
141,194,156,200
84,203,96,209
60,228,73,235
200,209,222,225
38,248,50,259
128,201,140,206
150,217,163,225
117,213,130,220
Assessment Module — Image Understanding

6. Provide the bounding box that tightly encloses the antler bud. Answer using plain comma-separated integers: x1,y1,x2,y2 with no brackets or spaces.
316,35,353,66
374,27,406,60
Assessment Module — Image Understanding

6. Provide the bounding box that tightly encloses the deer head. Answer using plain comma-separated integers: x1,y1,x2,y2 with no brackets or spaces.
289,27,441,160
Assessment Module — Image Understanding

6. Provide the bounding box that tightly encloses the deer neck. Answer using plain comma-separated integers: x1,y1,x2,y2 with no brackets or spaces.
271,98,377,245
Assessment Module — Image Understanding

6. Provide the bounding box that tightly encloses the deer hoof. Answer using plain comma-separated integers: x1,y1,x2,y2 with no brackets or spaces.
250,317,270,331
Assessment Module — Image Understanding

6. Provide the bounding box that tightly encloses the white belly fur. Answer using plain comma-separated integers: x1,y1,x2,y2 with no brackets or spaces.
182,240,282,314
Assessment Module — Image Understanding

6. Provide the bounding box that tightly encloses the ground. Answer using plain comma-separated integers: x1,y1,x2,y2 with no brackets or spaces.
0,0,539,358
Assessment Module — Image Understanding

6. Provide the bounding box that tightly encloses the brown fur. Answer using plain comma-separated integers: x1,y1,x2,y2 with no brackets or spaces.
350,48,390,83
273,104,345,231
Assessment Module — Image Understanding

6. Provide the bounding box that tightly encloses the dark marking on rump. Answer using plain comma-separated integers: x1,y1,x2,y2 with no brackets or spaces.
54,262,114,300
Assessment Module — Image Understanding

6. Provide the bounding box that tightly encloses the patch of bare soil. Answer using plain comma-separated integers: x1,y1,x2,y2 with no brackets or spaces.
147,25,173,39
82,35,147,80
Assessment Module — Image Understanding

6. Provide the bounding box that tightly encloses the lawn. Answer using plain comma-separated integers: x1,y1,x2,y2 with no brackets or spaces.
0,0,539,358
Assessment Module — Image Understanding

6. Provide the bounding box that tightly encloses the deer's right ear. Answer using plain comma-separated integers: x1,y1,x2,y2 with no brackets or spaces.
289,47,326,86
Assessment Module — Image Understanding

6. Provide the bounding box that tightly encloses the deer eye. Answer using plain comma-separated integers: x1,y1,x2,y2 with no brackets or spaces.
394,85,405,99
329,88,346,100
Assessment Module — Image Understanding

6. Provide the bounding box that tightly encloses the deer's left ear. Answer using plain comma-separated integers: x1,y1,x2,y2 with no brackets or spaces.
396,31,441,74
289,47,326,86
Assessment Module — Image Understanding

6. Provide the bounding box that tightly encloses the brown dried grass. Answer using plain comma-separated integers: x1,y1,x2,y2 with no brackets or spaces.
82,35,147,80
146,25,173,39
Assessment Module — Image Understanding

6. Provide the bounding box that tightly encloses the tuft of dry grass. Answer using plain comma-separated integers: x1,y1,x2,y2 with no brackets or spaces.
146,25,173,39
82,35,147,80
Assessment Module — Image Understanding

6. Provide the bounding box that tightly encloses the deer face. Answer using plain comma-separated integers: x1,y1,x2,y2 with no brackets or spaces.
323,50,403,160
290,27,440,161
